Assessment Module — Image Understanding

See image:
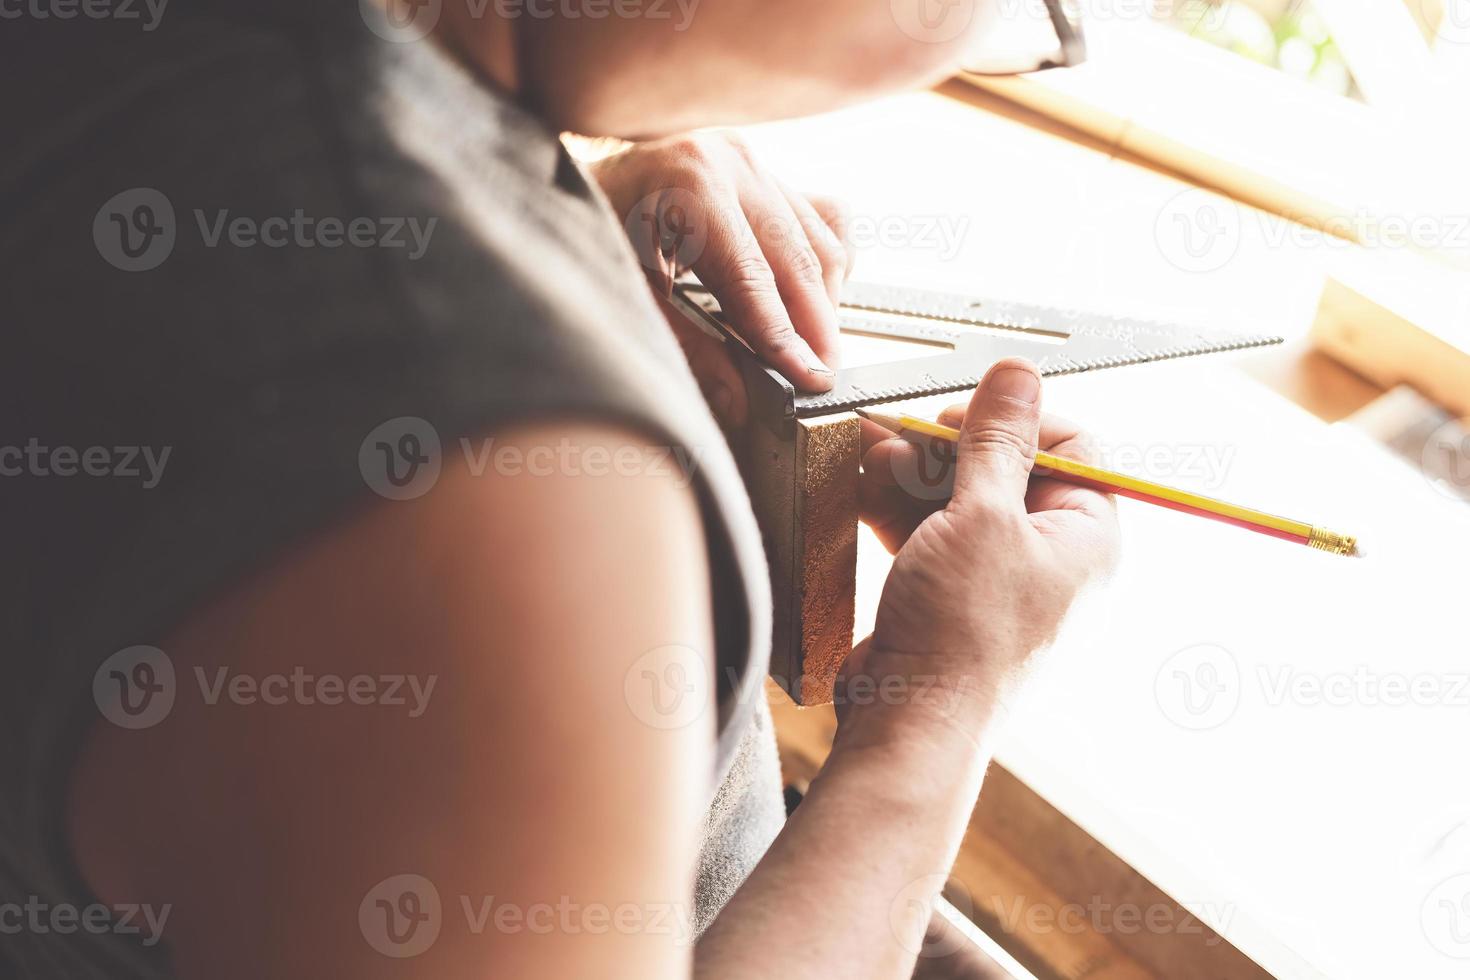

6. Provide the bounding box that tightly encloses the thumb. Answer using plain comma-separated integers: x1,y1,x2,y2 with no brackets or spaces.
951,358,1042,508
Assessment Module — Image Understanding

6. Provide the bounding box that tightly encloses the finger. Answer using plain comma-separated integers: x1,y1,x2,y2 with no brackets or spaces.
859,481,943,554
859,438,948,553
859,417,902,455
738,175,843,376
940,406,1079,454
951,358,1043,509
656,296,749,428
806,194,856,284
777,180,850,316
931,404,1108,514
690,190,836,394
861,429,957,509
1028,428,1116,518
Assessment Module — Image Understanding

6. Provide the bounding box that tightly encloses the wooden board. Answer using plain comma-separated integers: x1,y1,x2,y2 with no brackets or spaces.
743,410,860,706
770,690,1265,979
1310,254,1470,419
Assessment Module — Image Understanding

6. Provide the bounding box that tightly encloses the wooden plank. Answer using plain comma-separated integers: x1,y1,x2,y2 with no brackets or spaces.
1310,253,1470,418
743,413,860,706
971,767,1270,980
791,416,860,705
768,693,1264,978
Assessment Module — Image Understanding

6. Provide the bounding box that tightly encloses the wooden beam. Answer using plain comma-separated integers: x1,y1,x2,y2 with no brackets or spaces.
1310,254,1470,418
745,413,860,706
769,694,1269,978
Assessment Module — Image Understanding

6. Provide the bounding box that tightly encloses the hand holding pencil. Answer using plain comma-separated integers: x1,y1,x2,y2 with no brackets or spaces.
851,359,1121,719
857,364,1361,559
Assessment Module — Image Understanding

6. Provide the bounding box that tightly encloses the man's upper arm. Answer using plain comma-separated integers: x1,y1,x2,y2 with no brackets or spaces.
68,422,715,979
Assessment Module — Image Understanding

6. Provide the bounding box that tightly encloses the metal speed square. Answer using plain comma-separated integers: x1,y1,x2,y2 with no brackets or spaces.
670,279,1283,704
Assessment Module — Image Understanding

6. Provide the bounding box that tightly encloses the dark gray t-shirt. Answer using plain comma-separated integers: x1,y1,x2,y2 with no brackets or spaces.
1,7,782,975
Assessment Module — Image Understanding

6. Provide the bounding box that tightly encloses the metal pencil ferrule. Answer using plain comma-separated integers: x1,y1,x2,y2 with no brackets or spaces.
1307,527,1356,556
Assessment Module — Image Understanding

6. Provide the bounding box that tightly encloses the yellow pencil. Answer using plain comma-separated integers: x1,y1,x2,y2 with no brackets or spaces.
855,409,1363,558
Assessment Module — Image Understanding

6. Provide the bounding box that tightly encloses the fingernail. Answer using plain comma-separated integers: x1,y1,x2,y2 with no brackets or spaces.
798,340,834,377
990,366,1040,404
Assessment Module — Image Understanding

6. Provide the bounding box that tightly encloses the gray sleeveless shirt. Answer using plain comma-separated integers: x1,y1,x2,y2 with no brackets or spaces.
0,9,782,976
